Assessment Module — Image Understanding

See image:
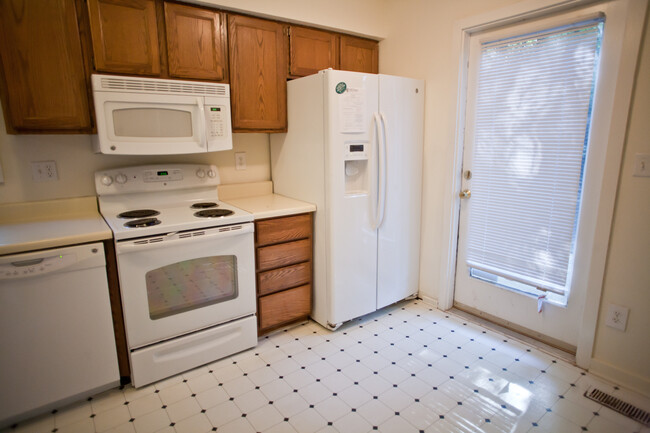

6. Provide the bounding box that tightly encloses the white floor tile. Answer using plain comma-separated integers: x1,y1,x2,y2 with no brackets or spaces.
333,412,373,433
93,404,131,432
54,400,93,428
273,392,309,417
131,408,170,433
314,396,351,422
126,393,162,418
322,371,355,393
231,389,269,415
172,412,212,433
204,400,241,427
217,417,256,433
287,408,328,433
194,385,229,410
246,404,284,431
165,397,201,423
11,299,648,433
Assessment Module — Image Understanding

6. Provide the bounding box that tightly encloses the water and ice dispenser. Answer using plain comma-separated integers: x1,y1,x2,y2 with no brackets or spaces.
344,141,368,195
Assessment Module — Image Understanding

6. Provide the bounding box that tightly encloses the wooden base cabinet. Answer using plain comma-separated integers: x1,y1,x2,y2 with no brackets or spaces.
255,213,313,335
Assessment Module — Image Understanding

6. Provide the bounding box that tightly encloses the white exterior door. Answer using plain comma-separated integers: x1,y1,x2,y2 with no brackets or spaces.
454,11,609,350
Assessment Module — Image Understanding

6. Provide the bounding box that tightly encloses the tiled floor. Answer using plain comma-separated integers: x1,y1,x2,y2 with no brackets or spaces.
3,299,649,433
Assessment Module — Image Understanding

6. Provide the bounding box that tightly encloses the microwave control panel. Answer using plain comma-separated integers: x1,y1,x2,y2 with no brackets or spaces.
206,106,226,138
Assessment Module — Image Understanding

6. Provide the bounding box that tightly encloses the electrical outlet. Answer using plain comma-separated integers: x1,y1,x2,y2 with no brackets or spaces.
31,160,59,182
235,152,247,170
633,154,650,177
605,303,629,331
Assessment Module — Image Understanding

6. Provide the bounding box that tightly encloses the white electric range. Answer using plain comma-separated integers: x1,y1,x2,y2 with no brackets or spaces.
96,164,257,387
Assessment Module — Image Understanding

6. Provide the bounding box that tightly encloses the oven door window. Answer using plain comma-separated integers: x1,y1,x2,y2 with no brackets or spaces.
145,255,238,320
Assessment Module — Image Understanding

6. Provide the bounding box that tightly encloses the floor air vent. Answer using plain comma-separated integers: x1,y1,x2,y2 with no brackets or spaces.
584,387,650,426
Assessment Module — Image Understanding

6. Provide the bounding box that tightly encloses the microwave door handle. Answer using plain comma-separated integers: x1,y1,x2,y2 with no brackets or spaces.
196,97,207,149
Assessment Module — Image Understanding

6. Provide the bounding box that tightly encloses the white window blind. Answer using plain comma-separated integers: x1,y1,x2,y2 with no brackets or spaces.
466,18,604,296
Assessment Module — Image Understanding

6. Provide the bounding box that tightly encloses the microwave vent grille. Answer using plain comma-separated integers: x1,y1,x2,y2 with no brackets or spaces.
99,77,227,97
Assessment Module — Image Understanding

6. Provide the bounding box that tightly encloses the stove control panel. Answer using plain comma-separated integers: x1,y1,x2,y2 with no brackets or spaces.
95,164,221,195
143,168,183,183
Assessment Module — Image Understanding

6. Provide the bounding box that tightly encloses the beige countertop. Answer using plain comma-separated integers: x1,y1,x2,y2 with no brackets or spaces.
224,193,316,220
0,196,112,256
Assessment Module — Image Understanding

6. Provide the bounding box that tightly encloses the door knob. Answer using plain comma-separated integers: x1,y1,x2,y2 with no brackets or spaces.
459,189,471,199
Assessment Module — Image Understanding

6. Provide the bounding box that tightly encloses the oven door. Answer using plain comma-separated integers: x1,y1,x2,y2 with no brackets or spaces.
94,92,207,155
115,223,256,349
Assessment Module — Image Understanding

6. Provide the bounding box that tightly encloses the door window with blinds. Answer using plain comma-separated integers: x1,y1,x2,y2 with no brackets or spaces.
465,18,604,304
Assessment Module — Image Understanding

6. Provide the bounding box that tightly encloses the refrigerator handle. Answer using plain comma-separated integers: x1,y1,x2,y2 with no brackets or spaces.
377,113,388,228
370,112,382,230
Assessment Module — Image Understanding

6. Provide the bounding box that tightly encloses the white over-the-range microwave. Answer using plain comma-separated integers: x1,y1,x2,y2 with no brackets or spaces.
91,74,233,155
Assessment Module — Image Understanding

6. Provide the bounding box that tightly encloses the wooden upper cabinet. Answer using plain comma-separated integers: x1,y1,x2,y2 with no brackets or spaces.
340,35,378,74
0,0,92,132
164,2,228,81
87,0,161,76
289,26,338,78
228,15,287,132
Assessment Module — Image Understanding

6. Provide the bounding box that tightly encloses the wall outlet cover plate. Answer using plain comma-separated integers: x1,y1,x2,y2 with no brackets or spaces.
605,303,629,331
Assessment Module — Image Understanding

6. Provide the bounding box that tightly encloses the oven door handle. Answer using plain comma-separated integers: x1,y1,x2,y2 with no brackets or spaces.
116,223,253,255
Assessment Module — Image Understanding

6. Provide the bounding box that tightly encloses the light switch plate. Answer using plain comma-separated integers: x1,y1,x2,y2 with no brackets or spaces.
235,152,247,171
633,153,650,177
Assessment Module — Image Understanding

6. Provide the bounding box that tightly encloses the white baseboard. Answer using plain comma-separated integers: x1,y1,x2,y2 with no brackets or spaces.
417,293,438,309
589,358,650,398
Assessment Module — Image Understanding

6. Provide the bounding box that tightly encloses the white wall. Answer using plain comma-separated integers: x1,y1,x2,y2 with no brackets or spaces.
589,10,650,394
0,104,270,204
378,0,650,395
186,0,387,38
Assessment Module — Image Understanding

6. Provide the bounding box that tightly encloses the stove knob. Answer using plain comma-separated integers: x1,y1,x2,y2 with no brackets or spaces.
101,175,113,186
207,169,216,178
196,169,206,178
115,174,128,184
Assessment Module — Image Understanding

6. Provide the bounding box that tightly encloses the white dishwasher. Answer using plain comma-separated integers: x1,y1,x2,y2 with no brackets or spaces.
0,242,119,427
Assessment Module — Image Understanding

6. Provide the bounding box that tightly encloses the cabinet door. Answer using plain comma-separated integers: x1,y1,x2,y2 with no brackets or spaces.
289,26,338,78
340,35,378,74
0,0,92,132
164,2,227,81
87,0,161,76
228,15,287,132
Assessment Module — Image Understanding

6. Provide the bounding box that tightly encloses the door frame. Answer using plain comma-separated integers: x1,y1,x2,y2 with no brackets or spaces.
439,0,647,368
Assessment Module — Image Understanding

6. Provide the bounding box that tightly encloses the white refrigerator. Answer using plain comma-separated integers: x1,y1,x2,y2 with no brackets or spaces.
270,69,424,329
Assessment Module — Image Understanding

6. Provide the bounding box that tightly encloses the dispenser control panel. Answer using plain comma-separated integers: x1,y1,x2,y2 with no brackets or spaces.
344,141,368,160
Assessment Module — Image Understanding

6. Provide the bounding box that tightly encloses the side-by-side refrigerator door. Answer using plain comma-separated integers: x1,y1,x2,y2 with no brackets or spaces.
324,70,379,326
376,75,425,309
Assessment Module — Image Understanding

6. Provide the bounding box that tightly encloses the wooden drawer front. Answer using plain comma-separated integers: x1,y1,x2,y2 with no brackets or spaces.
258,262,311,296
259,284,311,331
257,239,310,272
256,213,311,247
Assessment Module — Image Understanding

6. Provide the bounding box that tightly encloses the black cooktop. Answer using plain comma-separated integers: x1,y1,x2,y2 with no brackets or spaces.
193,209,234,218
118,209,160,219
